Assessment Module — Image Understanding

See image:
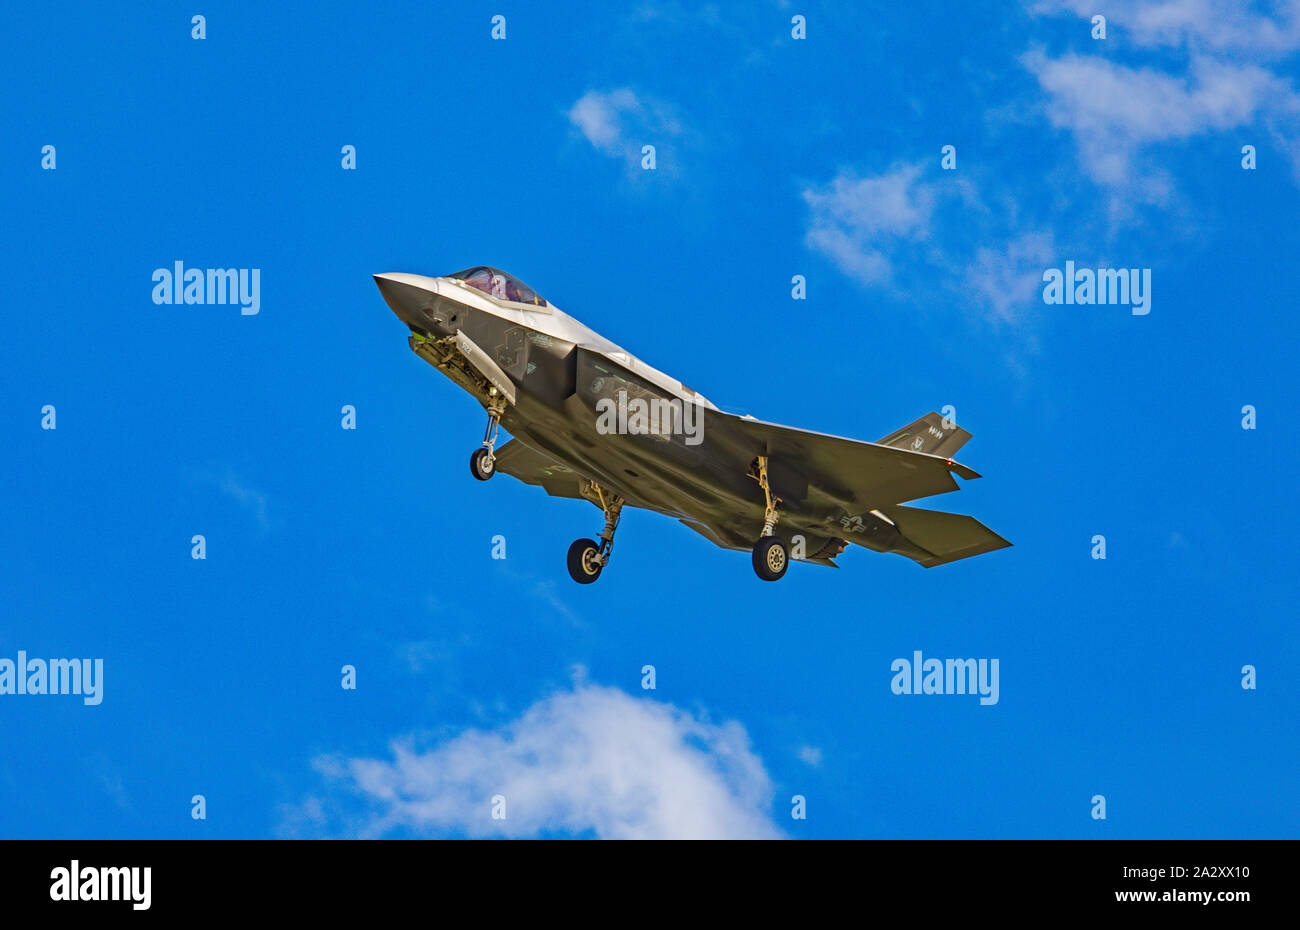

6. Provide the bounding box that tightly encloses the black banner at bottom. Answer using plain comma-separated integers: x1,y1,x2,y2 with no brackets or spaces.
0,840,1285,916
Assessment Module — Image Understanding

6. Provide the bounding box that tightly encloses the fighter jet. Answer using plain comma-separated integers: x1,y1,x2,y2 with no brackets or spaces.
374,267,1010,583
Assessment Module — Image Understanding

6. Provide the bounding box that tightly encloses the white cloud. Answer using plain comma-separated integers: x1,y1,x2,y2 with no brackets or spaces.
967,230,1058,325
802,162,940,287
1029,53,1279,144
306,684,782,840
1128,0,1300,54
394,640,446,674
802,164,1048,328
568,89,637,155
803,3,1300,331
1024,2,1300,201
567,88,683,171
629,2,725,31
797,745,823,767
1025,50,1294,201
1031,0,1300,55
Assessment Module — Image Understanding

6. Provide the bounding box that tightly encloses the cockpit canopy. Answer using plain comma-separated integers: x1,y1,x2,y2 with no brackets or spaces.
448,267,548,307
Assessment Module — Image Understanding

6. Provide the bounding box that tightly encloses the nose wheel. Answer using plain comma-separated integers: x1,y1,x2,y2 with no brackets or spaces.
567,482,623,584
470,447,495,481
469,392,506,482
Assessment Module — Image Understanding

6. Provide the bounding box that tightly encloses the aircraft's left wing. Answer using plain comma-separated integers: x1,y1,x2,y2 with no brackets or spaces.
492,439,589,501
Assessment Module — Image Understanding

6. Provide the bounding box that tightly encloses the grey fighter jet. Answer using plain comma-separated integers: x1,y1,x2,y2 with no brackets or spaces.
374,267,1010,583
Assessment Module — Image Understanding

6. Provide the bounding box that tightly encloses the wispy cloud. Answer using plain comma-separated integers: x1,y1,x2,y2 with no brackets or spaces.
1024,2,1300,201
93,753,133,813
218,470,271,530
802,163,1046,327
801,161,944,288
1024,50,1297,203
569,89,639,155
289,683,782,839
567,88,686,177
1031,0,1300,55
394,639,448,674
967,229,1058,326
530,577,580,626
804,3,1300,328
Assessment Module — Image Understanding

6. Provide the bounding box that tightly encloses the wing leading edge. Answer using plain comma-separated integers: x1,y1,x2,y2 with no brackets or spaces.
492,439,589,501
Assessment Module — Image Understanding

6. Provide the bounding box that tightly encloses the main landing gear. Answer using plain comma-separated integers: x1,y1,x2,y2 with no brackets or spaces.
752,455,788,582
470,390,506,481
567,483,624,584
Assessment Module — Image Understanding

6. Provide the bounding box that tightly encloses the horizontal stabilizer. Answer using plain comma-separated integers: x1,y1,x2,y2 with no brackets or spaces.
880,505,1011,568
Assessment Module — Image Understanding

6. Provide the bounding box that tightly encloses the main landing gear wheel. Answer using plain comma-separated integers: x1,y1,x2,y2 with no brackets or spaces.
470,447,495,481
750,455,788,581
567,538,603,584
752,536,789,581
566,482,624,584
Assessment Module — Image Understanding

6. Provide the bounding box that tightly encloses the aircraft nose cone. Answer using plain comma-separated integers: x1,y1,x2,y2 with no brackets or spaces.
373,272,442,328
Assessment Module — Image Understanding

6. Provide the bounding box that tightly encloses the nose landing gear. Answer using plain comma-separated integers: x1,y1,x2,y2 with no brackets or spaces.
567,482,624,584
470,390,506,482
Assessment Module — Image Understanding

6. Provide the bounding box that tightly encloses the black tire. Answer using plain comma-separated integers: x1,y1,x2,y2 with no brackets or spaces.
470,448,495,481
567,538,603,584
752,536,789,581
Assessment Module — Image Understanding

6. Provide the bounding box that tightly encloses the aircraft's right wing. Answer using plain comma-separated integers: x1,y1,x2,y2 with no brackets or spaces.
712,411,980,510
702,409,1010,567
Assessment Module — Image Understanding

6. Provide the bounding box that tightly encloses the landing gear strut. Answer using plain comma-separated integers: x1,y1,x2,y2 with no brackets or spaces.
752,455,788,581
567,482,624,584
470,390,506,481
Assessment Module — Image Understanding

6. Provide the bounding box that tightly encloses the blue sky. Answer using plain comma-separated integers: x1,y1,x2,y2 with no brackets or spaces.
2,1,1297,839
